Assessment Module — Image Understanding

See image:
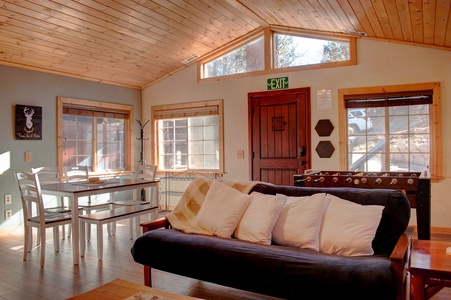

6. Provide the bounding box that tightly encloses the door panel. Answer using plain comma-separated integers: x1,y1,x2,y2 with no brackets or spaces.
249,88,310,186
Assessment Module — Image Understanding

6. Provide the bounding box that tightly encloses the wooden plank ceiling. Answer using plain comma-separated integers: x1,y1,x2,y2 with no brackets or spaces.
0,0,450,89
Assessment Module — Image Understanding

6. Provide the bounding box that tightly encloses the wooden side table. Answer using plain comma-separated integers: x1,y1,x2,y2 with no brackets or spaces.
409,240,451,300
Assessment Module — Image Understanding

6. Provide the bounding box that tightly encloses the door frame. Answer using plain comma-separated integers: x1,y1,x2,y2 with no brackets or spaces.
247,87,311,181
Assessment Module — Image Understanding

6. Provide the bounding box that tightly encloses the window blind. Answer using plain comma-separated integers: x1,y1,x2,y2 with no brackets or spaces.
63,106,129,119
345,90,433,109
153,105,219,120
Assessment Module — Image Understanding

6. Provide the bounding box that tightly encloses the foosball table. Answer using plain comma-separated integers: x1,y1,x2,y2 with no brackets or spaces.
294,170,431,240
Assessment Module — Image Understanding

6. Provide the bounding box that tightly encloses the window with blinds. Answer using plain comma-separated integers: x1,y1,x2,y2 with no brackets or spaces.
152,100,224,173
344,90,434,173
58,98,133,172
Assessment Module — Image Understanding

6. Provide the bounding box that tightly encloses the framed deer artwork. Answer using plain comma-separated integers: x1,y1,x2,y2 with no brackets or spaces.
15,104,42,140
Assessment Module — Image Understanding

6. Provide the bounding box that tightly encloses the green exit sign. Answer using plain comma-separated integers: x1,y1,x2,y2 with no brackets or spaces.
267,77,289,90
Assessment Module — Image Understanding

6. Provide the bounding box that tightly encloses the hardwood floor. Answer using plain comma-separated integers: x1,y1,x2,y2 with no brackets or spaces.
0,220,449,300
0,217,279,300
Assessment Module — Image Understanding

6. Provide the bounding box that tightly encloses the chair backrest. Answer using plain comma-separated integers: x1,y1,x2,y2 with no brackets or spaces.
135,165,156,181
15,172,45,224
31,167,61,185
64,165,89,182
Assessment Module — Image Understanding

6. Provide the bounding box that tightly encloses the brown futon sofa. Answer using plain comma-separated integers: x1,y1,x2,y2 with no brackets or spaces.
131,181,413,300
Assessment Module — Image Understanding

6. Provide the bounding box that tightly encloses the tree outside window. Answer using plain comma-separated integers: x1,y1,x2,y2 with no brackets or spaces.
201,29,354,80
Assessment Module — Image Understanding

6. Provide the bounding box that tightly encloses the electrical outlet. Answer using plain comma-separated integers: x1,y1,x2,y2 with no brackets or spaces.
237,150,244,159
5,209,12,220
4,194,12,205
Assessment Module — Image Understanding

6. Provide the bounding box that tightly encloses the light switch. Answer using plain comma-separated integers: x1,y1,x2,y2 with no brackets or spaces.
24,151,31,162
237,150,244,159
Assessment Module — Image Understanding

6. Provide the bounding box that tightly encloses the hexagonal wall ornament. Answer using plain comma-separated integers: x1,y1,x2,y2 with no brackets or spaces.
315,119,334,137
316,141,335,158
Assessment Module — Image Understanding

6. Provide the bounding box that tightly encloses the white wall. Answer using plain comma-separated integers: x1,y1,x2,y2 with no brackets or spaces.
142,39,451,229
0,65,142,230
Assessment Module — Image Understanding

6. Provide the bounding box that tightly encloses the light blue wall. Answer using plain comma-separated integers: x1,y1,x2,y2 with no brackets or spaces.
0,65,142,229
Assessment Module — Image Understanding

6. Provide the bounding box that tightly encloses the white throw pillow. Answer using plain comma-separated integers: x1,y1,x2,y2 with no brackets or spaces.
319,194,384,256
196,180,252,238
233,192,287,245
272,193,327,251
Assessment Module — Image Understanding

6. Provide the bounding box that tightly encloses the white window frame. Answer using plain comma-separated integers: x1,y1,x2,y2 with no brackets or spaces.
57,97,134,176
199,27,356,81
338,82,442,181
202,35,264,78
151,99,224,174
273,32,352,69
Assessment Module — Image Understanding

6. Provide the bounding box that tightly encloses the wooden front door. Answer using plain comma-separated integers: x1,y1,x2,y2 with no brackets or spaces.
249,88,311,186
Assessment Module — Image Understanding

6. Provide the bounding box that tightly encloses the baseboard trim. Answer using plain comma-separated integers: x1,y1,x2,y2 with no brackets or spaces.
0,227,22,236
430,226,451,235
411,226,451,236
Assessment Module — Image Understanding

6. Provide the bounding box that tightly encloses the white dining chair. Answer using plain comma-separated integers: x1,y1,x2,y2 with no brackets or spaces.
112,164,158,238
32,166,82,240
15,171,72,267
135,164,158,204
113,165,157,206
64,165,112,240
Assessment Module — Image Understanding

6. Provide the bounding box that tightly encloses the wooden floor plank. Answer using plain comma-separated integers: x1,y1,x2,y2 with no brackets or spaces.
0,219,450,300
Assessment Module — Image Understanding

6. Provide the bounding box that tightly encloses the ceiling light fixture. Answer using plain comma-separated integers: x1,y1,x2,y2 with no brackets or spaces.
181,54,199,64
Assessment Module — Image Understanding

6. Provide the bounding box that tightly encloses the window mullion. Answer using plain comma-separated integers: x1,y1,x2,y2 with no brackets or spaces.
407,112,411,170
186,119,189,170
92,118,97,171
384,107,390,171
367,130,370,173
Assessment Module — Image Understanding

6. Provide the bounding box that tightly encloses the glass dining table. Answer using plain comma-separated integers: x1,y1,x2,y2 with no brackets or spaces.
40,178,159,265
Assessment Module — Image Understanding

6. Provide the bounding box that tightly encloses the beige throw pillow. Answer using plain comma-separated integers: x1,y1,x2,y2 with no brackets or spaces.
233,192,287,245
196,180,252,238
272,193,327,251
319,194,384,256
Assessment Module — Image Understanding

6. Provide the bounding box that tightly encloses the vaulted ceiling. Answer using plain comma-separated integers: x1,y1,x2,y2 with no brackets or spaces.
0,0,450,89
